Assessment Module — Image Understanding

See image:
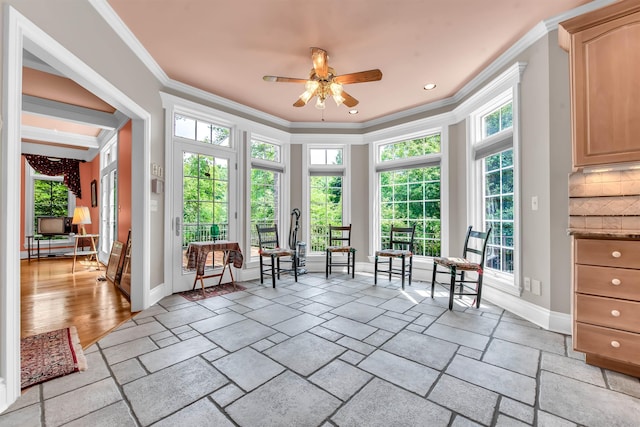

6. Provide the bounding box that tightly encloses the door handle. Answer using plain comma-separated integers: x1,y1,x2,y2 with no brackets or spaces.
175,216,181,237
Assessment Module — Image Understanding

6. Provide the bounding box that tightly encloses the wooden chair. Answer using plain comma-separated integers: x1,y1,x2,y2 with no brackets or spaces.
374,225,416,290
431,226,492,310
325,224,356,278
256,224,298,288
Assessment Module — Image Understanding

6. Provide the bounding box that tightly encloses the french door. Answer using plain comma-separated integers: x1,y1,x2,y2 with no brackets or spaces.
172,142,237,292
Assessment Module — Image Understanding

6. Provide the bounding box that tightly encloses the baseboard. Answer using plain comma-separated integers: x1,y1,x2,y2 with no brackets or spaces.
483,286,572,334
149,282,167,307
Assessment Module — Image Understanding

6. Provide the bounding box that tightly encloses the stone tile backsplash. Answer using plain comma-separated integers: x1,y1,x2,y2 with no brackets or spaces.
569,169,640,232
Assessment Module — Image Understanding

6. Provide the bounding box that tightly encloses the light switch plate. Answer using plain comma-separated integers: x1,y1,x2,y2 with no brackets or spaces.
532,279,541,295
524,277,531,292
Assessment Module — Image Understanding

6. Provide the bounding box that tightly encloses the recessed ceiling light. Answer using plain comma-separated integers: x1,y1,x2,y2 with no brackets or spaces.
348,109,358,115
423,83,437,90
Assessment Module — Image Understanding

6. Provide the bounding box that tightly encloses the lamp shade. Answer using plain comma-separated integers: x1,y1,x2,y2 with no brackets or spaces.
72,206,91,234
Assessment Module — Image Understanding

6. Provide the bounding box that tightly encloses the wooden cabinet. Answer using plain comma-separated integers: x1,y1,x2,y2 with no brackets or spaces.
573,237,640,376
559,1,640,167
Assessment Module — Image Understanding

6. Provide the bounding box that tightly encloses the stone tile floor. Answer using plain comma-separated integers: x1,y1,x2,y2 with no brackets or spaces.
3,272,640,426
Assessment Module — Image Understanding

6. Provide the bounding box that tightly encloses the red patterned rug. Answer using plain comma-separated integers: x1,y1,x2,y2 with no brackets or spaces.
178,282,246,302
21,326,87,389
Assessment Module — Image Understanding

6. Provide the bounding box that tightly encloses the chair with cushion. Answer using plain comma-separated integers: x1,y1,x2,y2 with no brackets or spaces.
325,224,356,278
256,224,298,288
374,225,416,290
431,225,492,310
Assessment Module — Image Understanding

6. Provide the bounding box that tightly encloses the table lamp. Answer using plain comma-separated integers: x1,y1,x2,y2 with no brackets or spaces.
72,206,91,235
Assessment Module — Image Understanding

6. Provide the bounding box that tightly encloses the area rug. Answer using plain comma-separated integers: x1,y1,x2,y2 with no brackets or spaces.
178,282,246,302
21,326,87,389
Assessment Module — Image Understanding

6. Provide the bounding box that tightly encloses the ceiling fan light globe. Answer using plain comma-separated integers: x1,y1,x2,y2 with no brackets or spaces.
315,97,326,110
329,82,343,95
333,94,345,106
305,80,319,91
299,90,314,104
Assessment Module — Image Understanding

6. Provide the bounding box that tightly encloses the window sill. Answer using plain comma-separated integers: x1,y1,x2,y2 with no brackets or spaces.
483,274,521,297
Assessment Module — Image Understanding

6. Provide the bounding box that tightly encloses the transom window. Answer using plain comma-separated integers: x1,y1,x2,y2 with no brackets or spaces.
174,114,230,147
482,101,513,138
310,148,342,165
379,133,440,162
251,139,280,162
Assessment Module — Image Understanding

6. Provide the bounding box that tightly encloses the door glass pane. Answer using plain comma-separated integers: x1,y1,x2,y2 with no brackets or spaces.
181,152,229,270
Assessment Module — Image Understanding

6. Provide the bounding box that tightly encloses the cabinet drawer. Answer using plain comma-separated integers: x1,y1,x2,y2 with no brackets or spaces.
575,264,640,301
574,323,640,365
575,239,640,269
576,294,640,333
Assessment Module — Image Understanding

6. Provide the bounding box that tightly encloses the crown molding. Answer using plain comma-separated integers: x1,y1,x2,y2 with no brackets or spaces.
92,0,617,133
22,125,100,148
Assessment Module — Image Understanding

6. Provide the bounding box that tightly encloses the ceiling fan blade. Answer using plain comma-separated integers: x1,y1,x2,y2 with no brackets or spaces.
333,69,383,85
340,90,359,108
293,97,307,107
311,47,329,79
263,76,308,84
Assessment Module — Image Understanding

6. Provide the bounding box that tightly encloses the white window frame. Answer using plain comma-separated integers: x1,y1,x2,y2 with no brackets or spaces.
468,87,522,296
302,144,350,256
99,135,118,261
248,133,288,264
370,125,449,266
24,164,76,247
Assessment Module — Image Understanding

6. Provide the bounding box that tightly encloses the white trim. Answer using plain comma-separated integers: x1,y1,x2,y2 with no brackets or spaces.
149,281,168,307
21,142,92,162
0,5,24,411
483,286,571,334
1,6,153,410
22,125,100,148
22,95,119,129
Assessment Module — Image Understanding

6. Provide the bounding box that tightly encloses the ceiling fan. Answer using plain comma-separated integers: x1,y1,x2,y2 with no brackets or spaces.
263,47,382,110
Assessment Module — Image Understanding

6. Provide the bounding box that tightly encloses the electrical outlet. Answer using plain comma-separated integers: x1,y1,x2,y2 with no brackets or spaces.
532,279,541,295
524,277,531,292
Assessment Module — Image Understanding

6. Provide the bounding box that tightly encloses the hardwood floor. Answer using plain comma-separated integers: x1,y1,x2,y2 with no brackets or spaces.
21,258,135,349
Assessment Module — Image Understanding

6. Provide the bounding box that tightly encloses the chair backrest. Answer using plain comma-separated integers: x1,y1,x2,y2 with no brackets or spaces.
329,224,352,247
462,226,492,266
388,225,416,252
256,224,280,250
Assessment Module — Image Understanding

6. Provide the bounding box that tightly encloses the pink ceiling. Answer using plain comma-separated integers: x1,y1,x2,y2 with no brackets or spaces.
22,67,116,113
107,0,591,123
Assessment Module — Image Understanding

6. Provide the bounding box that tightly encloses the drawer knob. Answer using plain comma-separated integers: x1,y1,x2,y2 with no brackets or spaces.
612,251,622,258
611,340,621,348
611,278,621,286
611,310,621,317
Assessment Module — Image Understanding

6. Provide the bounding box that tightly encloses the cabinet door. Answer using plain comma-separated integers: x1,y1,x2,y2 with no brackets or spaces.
572,12,640,166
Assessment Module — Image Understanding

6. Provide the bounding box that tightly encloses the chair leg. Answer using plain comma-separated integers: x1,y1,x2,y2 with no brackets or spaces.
401,255,406,290
408,255,413,286
293,254,298,282
476,272,484,308
351,249,356,278
326,250,329,278
388,258,392,281
374,255,378,285
430,262,437,298
259,256,265,284
270,255,276,288
448,267,457,310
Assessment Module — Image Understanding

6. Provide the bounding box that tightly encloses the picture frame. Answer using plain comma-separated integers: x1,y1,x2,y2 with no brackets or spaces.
105,241,124,283
90,179,98,207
